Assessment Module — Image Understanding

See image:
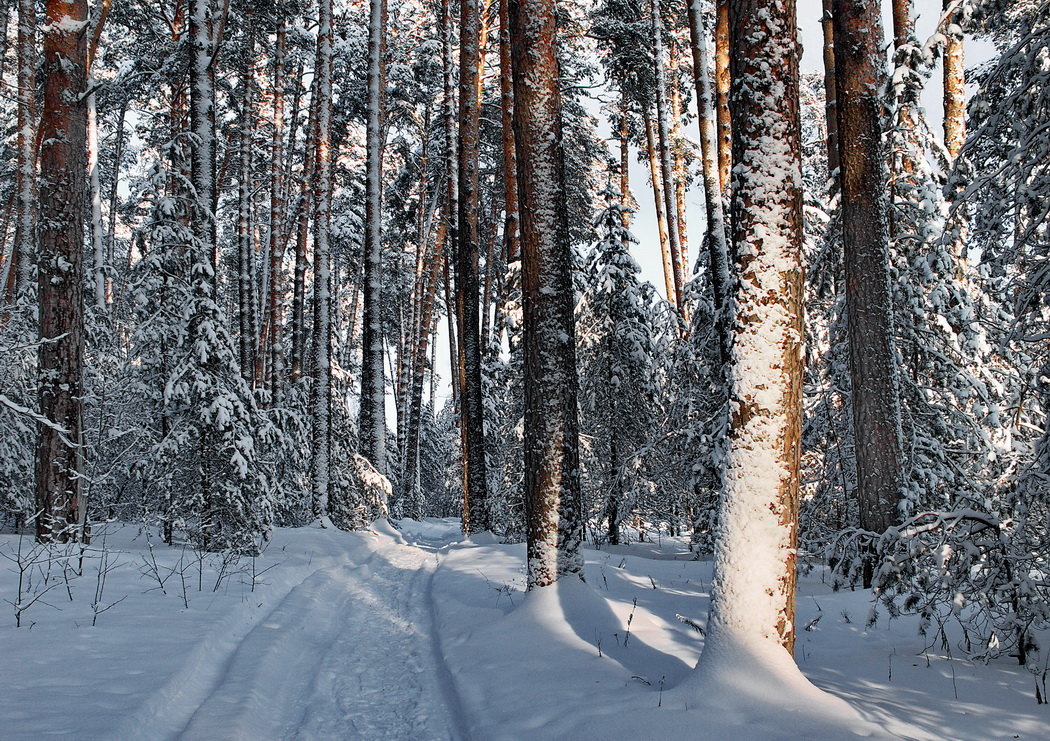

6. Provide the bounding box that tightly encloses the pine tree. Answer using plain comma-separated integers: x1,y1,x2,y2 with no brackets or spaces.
511,0,585,588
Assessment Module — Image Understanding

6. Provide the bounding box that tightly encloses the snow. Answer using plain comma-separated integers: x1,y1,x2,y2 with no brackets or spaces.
1,521,1047,740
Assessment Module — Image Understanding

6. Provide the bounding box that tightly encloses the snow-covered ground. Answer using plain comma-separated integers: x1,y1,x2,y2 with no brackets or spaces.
1,519,1046,740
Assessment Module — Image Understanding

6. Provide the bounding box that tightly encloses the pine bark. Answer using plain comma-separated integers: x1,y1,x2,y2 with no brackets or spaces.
359,0,388,474
643,112,676,311
498,0,520,265
651,0,685,318
820,0,839,182
36,0,89,542
714,0,731,194
834,0,906,585
510,0,584,588
942,0,965,159
456,0,491,532
708,0,805,653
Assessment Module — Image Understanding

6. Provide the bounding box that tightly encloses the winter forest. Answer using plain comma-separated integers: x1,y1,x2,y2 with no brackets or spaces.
1,0,1050,736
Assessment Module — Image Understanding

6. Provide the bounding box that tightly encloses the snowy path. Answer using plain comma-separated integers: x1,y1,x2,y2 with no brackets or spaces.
94,525,467,741
169,531,463,741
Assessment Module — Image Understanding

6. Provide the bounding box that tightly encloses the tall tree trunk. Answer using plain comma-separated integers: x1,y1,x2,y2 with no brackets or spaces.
834,0,906,587
260,20,287,395
441,0,460,414
498,0,519,265
456,0,491,533
13,0,36,302
36,0,89,542
190,0,217,269
705,0,805,655
669,41,689,289
643,112,676,311
686,0,730,364
942,0,965,159
87,0,113,312
237,20,257,384
651,0,685,317
821,0,839,184
618,94,632,233
359,0,388,474
402,218,448,518
311,0,335,517
289,76,317,384
714,0,731,194
510,0,584,589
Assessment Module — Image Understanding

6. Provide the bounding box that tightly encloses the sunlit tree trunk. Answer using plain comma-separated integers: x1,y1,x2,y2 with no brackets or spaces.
942,0,965,159
510,0,584,588
820,0,839,183
705,0,805,654
835,0,906,587
36,0,89,542
643,112,676,311
714,0,731,194
651,0,685,316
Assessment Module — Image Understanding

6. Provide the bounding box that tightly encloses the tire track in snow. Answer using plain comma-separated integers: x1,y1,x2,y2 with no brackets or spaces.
151,531,466,740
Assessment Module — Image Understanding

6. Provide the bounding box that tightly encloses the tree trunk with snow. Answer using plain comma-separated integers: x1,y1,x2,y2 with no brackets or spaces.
12,0,36,302
705,0,805,653
311,0,335,516
359,0,388,475
456,0,491,533
942,0,965,160
236,21,257,384
260,20,287,395
36,0,89,542
686,0,730,363
510,0,584,589
834,0,906,585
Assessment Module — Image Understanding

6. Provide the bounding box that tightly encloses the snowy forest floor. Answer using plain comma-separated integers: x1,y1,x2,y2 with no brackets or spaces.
1,519,1047,740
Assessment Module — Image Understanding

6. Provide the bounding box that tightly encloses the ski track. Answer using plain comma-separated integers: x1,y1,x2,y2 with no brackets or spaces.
134,531,464,741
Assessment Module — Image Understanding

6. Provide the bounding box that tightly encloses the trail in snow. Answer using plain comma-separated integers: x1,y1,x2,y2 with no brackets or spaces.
163,525,465,741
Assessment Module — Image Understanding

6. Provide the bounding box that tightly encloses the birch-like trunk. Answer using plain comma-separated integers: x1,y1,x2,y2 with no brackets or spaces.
13,0,36,301
704,0,805,656
510,0,584,589
359,0,388,474
36,0,89,542
260,20,287,395
686,0,730,363
834,0,906,586
311,0,335,516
